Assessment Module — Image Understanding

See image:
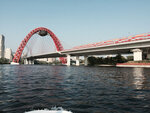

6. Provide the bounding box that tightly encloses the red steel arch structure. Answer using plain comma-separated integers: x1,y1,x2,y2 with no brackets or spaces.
13,27,66,64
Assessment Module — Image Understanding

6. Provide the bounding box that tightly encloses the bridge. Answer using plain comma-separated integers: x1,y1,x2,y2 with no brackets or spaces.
11,27,150,66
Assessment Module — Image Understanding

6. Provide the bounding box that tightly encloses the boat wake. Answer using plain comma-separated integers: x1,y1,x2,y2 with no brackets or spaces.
25,107,72,113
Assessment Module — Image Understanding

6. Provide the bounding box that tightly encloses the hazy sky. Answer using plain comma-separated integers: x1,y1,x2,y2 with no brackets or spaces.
1,0,150,52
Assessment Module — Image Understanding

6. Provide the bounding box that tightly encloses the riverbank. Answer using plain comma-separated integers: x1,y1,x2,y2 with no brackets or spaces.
116,62,150,68
91,61,150,68
96,64,115,67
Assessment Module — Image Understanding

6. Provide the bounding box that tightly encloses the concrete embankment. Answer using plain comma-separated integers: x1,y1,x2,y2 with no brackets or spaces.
96,64,115,67
116,63,150,68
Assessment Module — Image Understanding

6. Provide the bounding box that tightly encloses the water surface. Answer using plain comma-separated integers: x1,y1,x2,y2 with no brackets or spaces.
0,65,150,113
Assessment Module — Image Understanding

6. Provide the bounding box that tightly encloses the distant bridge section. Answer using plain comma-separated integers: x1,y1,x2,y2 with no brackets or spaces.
62,38,150,56
26,37,150,66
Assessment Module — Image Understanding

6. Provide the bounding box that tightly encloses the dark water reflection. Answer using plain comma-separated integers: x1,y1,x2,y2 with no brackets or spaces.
0,65,150,113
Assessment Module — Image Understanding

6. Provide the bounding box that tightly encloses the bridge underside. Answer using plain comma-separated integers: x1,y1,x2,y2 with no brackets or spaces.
68,49,132,56
27,52,66,59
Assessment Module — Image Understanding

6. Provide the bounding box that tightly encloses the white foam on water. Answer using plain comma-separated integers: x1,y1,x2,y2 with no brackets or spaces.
25,107,73,113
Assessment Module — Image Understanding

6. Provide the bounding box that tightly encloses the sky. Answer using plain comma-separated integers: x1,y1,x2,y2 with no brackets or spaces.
0,0,150,52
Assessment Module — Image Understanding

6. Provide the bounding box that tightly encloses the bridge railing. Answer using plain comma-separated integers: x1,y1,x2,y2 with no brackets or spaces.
66,33,150,51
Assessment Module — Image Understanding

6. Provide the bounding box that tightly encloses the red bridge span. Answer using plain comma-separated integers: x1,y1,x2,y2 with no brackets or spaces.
13,27,66,64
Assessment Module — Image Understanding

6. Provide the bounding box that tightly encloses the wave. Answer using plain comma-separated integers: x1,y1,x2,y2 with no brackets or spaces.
25,107,73,113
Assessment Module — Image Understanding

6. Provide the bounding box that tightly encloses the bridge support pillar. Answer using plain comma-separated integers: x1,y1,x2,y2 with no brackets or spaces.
132,49,142,61
28,60,32,64
76,56,80,66
24,59,28,64
84,56,88,66
26,59,34,65
67,54,71,66
147,54,150,60
31,60,34,65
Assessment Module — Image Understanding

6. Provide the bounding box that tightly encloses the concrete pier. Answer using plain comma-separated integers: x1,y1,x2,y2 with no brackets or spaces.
84,56,88,66
67,54,71,66
76,56,80,66
132,49,142,61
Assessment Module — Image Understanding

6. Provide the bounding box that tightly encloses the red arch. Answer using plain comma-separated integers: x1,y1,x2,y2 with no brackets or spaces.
13,27,66,63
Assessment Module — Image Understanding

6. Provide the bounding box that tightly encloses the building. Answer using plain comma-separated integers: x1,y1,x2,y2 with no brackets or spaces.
5,48,13,61
0,35,13,61
0,35,5,58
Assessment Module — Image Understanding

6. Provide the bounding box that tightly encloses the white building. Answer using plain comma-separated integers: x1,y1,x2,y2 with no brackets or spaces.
0,35,5,58
5,48,13,61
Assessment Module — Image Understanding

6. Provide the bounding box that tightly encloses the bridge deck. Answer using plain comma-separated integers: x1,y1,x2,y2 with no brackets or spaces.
27,38,150,59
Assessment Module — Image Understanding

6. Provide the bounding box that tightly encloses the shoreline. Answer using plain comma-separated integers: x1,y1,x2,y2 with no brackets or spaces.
96,64,115,67
116,63,150,68
93,63,150,68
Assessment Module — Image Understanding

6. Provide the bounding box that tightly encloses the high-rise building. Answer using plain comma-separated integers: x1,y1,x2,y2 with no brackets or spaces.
0,35,5,58
5,48,13,61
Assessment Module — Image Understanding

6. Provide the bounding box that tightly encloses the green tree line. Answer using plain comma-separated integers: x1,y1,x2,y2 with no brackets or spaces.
88,54,128,66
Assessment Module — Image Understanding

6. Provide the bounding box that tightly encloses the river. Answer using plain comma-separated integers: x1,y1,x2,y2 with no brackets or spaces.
0,65,150,113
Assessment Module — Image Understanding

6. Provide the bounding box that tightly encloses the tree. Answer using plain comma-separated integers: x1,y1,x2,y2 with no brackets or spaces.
88,57,97,65
87,54,127,66
114,54,127,63
126,56,133,61
0,58,9,64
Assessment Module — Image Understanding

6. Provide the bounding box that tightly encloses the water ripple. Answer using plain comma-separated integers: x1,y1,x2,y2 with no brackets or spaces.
0,65,150,113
